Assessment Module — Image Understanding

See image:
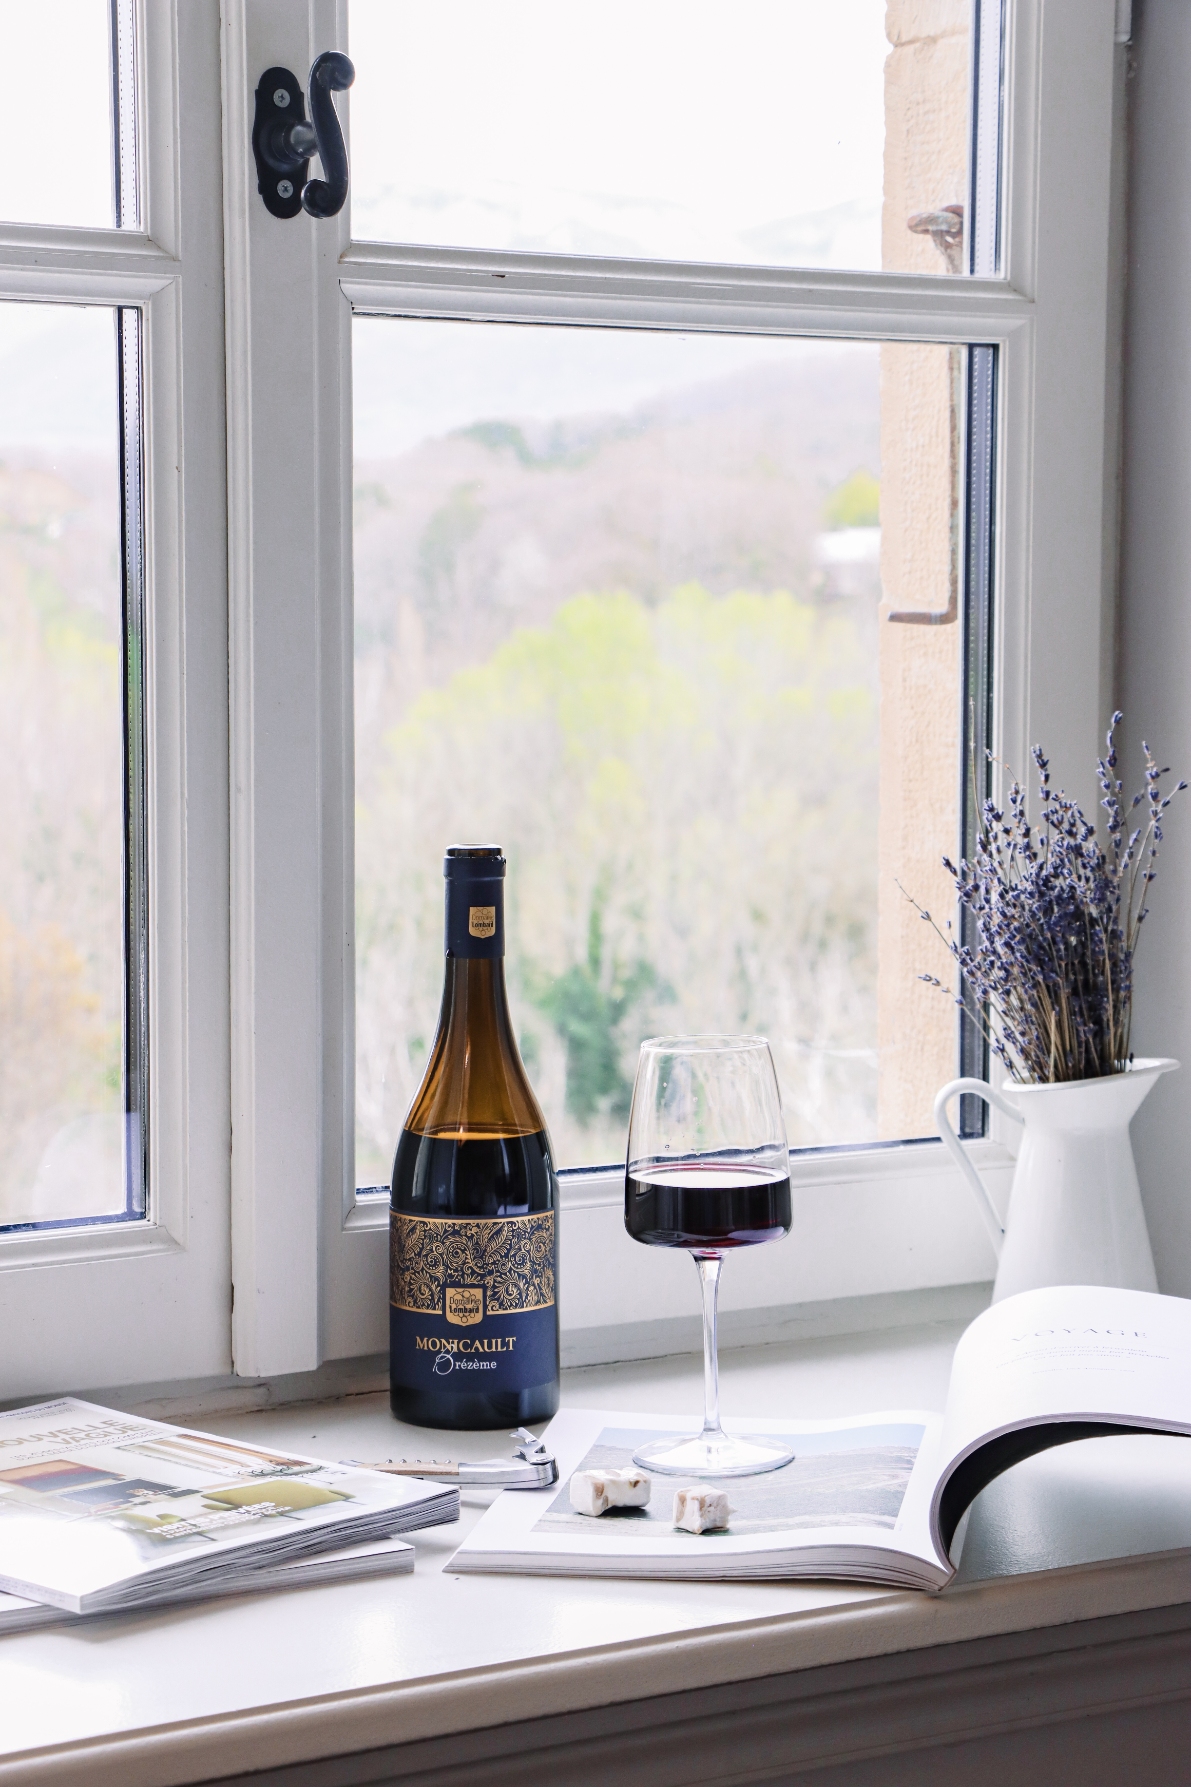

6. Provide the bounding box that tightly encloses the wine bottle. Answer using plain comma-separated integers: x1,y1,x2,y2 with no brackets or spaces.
389,845,560,1429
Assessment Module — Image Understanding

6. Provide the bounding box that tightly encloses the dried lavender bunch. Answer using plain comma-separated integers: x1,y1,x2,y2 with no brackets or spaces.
911,715,1185,1084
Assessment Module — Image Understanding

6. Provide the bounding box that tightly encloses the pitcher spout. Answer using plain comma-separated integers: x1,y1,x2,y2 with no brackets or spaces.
1003,1057,1179,1131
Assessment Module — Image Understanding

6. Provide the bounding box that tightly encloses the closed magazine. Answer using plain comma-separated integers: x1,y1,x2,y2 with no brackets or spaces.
451,1285,1191,1591
0,1398,458,1615
0,1533,417,1634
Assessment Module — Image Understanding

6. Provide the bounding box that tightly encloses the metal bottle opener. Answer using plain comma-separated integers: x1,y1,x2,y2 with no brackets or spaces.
345,1428,558,1489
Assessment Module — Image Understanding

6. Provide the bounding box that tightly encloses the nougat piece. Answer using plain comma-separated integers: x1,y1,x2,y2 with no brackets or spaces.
568,1467,652,1517
673,1485,731,1532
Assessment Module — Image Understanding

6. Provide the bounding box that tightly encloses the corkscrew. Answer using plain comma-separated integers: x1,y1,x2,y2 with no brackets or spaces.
345,1429,558,1490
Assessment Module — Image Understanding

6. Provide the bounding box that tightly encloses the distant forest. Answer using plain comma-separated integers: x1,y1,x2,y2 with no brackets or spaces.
0,348,886,1222
0,452,124,1225
353,349,883,1177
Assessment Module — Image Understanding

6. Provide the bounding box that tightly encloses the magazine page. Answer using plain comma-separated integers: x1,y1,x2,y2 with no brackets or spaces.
929,1287,1191,1562
0,1399,456,1613
450,1407,948,1588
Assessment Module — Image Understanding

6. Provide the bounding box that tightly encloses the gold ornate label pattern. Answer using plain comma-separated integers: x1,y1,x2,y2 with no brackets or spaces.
391,1210,555,1317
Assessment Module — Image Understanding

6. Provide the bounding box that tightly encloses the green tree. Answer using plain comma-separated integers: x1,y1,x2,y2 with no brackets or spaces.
356,583,879,1165
823,468,880,529
525,881,670,1123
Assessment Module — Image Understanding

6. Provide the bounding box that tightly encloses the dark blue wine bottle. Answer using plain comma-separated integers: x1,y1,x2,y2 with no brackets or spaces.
389,847,560,1429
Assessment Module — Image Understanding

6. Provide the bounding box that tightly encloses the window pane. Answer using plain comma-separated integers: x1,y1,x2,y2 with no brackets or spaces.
0,1,122,230
353,320,967,1180
348,0,984,275
0,303,135,1227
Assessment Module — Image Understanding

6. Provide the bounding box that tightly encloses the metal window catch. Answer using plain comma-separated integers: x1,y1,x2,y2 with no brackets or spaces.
887,216,964,627
252,52,354,220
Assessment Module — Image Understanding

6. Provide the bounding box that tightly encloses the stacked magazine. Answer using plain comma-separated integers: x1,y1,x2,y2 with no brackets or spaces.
0,1397,458,1627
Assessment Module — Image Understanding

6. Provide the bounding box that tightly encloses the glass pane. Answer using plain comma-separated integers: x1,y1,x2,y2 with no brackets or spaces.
353,320,966,1180
0,0,122,229
348,0,988,275
0,303,135,1227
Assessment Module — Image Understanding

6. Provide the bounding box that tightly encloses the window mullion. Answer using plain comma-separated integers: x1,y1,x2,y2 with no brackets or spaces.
222,0,350,1378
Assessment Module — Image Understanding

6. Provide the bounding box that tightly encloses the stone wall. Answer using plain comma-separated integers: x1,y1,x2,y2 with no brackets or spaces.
877,0,971,1137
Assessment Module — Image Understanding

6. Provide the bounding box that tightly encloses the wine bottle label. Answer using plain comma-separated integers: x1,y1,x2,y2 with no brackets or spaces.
390,1211,557,1394
468,905,496,939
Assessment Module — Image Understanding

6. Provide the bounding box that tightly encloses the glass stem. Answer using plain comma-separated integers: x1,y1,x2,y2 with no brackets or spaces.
695,1253,724,1438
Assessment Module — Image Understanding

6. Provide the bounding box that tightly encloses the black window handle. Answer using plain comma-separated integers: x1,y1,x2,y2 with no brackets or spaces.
252,52,355,221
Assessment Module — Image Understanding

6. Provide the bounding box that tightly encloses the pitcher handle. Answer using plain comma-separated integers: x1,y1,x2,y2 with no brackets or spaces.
933,1078,1024,1257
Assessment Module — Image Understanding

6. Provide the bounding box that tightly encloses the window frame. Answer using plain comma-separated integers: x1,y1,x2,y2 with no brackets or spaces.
216,0,1126,1378
0,0,232,1398
0,0,1125,1401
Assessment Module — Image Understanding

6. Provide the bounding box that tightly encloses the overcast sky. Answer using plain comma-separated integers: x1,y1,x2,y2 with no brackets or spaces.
349,0,890,265
0,0,896,446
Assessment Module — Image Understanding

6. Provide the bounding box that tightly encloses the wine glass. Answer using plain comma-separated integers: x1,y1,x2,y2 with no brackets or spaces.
624,1035,794,1477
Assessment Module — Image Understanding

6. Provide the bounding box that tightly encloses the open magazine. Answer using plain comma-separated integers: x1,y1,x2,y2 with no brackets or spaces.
451,1285,1191,1591
0,1398,458,1615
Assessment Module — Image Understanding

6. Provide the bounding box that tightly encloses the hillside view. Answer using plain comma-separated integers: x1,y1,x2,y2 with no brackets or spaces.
0,447,125,1225
353,334,885,1178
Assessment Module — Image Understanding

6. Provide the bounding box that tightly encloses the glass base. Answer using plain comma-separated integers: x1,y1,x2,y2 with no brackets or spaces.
631,1428,795,1478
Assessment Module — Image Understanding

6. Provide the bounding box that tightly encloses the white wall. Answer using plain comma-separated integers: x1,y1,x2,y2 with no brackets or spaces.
1119,0,1191,1295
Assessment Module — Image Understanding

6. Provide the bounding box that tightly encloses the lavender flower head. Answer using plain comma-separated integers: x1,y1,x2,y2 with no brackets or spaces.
911,715,1186,1083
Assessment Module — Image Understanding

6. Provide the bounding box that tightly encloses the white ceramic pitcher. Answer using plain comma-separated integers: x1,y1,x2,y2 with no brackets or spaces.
934,1058,1178,1302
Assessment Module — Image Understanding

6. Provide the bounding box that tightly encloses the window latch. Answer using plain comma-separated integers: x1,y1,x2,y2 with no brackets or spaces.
252,52,355,220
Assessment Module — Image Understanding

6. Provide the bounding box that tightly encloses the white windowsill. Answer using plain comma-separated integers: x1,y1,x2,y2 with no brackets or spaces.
3,1314,1191,1785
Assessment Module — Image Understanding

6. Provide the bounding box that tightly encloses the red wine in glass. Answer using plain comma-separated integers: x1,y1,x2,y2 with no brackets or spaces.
625,1160,792,1251
623,1035,795,1478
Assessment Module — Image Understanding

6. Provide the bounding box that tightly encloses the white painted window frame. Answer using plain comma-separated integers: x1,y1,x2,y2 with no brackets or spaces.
220,0,1125,1378
0,1,232,1399
217,0,1127,1378
1,0,1120,1400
